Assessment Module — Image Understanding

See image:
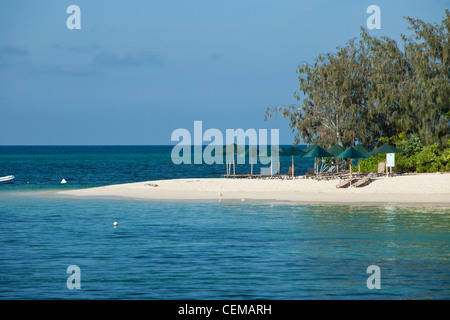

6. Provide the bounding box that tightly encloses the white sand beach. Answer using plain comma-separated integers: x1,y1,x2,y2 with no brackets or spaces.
55,173,450,205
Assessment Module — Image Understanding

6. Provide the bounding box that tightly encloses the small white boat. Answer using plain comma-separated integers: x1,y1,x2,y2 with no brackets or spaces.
0,175,15,184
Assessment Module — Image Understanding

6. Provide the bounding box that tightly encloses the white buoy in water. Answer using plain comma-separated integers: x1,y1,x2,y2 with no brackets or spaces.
61,179,67,184
113,221,118,227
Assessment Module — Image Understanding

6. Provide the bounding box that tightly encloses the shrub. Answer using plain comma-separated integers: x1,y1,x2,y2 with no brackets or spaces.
414,144,440,173
399,133,423,157
357,154,385,173
356,135,450,173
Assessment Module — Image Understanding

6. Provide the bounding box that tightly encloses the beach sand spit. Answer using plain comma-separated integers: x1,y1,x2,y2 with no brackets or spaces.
55,173,450,205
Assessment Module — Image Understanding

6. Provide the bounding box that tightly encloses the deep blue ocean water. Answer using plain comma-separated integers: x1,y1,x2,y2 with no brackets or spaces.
0,146,449,299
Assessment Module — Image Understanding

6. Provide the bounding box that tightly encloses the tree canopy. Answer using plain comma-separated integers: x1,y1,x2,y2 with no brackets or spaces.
266,10,450,149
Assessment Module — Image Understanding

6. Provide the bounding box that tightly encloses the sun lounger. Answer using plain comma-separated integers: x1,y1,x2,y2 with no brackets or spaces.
317,165,338,180
288,165,295,176
352,172,373,187
303,168,316,179
324,165,336,173
250,174,280,179
277,165,297,179
336,178,357,188
222,174,251,179
377,162,386,176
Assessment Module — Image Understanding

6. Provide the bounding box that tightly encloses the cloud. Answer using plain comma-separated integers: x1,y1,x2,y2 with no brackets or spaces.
0,45,29,67
1,45,164,76
92,51,165,68
26,64,103,77
0,45,29,57
54,43,100,54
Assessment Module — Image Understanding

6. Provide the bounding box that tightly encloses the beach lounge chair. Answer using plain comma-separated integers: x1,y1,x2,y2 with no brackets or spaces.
303,168,316,179
281,165,297,179
288,165,295,176
352,172,373,188
317,165,337,180
377,162,386,176
319,165,335,174
336,178,357,188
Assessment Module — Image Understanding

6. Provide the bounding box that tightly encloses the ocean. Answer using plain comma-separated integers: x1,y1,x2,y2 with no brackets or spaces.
0,146,449,299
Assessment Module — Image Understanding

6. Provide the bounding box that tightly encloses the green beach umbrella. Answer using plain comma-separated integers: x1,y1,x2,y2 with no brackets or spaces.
335,146,368,160
327,143,345,173
302,145,334,158
353,144,372,172
301,143,318,153
212,143,245,156
335,146,368,185
279,146,304,157
259,146,284,176
302,145,334,178
218,143,246,176
237,146,258,158
259,146,284,157
327,143,345,157
237,147,258,177
354,144,372,158
370,143,404,155
370,143,405,177
279,146,305,177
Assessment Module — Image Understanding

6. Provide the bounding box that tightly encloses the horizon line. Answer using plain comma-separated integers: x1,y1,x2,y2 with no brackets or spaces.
0,143,307,147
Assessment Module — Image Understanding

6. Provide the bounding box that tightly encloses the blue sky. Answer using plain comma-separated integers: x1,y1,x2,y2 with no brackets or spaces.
0,0,448,145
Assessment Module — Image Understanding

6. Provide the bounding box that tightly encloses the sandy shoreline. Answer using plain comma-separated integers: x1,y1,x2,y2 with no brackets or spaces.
53,173,450,206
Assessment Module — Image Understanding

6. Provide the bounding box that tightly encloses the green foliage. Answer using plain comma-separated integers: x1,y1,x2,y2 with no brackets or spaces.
323,157,334,166
379,132,409,147
441,147,450,171
413,144,441,172
266,10,450,149
399,133,423,157
357,132,450,173
402,11,450,146
357,154,385,173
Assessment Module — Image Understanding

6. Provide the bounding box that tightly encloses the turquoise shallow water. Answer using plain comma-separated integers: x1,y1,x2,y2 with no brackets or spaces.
0,146,449,299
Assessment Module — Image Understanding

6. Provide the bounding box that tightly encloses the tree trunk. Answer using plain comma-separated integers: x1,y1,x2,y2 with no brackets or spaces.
336,113,343,146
